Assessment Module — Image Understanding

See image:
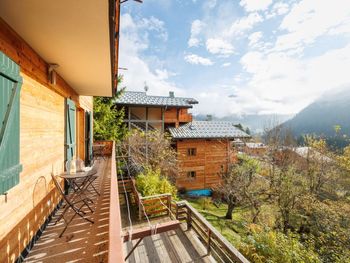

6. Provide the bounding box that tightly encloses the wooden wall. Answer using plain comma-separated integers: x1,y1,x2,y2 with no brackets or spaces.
178,108,192,123
164,108,178,126
164,108,192,127
176,139,234,190
0,18,93,262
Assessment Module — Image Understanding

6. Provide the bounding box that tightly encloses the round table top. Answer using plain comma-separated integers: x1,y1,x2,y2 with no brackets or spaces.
60,171,90,179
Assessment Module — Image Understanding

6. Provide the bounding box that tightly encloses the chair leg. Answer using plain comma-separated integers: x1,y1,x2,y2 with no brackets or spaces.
59,204,94,238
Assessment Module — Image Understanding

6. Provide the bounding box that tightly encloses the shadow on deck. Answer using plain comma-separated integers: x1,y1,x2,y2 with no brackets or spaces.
119,194,215,263
24,158,111,263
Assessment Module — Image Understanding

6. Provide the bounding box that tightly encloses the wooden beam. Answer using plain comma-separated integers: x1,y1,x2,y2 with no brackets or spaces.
123,220,180,242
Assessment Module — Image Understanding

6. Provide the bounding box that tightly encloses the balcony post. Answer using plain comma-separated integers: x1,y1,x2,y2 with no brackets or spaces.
207,229,211,255
186,205,192,230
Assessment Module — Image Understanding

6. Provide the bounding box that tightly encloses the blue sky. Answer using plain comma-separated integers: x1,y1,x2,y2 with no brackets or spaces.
119,0,350,117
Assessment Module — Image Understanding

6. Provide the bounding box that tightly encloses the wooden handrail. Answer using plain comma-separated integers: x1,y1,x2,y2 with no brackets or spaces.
108,141,124,263
173,201,250,263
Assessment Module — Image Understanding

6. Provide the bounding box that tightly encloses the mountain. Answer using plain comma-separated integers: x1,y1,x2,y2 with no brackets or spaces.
194,114,293,134
283,88,350,139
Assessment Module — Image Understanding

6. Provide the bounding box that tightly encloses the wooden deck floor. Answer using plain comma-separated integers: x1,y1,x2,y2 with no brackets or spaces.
24,158,111,263
120,197,215,263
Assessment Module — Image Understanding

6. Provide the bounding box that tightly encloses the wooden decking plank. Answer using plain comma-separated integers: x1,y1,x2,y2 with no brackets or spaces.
123,220,180,242
160,230,182,263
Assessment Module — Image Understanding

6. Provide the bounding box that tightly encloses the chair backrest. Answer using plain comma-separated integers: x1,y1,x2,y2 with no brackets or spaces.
51,173,73,206
76,158,85,171
65,158,86,174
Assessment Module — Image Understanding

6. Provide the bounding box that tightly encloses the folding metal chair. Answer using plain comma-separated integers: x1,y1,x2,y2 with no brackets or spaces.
51,173,94,237
76,158,100,196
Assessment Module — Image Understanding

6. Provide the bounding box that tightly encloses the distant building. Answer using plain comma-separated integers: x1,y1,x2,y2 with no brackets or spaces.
115,91,251,191
243,142,267,156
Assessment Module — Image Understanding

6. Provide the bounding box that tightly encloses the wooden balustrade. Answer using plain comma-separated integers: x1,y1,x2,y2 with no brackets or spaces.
118,178,172,220
117,177,248,262
171,201,249,263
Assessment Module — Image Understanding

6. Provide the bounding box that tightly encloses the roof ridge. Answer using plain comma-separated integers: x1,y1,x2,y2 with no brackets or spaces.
123,90,196,100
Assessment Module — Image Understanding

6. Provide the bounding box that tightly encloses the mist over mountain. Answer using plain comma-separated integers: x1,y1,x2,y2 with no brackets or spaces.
283,87,350,139
194,113,293,134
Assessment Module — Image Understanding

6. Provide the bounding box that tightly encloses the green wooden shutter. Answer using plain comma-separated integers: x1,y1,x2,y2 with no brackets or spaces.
88,112,93,162
0,51,22,194
65,98,76,162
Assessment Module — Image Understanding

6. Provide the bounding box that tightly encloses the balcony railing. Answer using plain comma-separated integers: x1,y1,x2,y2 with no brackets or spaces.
172,201,249,263
117,175,249,263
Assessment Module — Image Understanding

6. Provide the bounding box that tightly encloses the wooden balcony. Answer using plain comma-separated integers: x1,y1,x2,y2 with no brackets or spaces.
22,141,248,263
24,141,124,263
178,113,193,123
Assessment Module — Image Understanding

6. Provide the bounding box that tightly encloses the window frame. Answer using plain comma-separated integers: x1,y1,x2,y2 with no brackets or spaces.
187,148,197,156
187,171,196,179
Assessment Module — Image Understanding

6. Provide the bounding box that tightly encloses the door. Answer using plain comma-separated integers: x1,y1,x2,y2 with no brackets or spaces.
65,98,76,162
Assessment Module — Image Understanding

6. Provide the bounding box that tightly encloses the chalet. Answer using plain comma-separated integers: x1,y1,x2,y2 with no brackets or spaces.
0,1,121,261
116,90,198,131
169,121,250,190
116,91,250,191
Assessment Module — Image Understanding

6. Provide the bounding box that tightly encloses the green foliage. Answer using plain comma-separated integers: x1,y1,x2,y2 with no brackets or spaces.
93,78,128,141
240,227,320,263
135,168,177,198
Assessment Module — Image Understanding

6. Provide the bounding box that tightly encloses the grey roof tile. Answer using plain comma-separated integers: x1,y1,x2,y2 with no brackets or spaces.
169,121,251,139
115,91,198,108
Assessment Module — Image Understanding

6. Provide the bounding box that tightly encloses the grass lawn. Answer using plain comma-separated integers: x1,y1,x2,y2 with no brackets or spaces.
186,198,247,246
186,197,277,247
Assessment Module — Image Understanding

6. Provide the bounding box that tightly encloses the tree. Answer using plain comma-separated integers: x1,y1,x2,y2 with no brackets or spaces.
93,78,128,141
216,155,262,220
120,130,178,180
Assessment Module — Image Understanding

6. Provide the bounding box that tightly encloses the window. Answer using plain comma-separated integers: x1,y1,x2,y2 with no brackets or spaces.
0,51,23,194
187,171,196,179
187,148,196,156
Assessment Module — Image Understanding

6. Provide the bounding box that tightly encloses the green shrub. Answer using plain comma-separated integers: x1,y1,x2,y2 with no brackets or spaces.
239,226,320,263
135,168,177,199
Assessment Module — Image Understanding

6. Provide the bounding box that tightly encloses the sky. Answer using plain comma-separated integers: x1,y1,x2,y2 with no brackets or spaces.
119,0,350,117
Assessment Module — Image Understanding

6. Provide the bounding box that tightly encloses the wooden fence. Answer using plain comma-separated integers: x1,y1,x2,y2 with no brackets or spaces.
118,178,249,263
171,201,250,263
118,178,172,220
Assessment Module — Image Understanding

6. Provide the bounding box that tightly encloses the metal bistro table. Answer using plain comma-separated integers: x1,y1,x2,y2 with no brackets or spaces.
60,169,98,212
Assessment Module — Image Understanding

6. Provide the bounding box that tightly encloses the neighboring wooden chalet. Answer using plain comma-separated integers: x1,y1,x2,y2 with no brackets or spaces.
169,121,250,190
0,1,121,261
115,91,198,131
116,91,251,191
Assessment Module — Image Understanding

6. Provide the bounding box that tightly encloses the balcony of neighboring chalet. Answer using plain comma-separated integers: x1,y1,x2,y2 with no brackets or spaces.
22,141,248,263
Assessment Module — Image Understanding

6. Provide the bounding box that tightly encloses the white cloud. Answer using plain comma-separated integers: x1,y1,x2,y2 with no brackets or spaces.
139,16,168,41
265,2,290,19
188,19,205,47
203,0,217,9
274,0,350,53
248,31,263,47
184,54,214,66
119,14,184,96
222,62,231,67
240,0,273,12
225,12,263,37
206,38,235,56
238,44,350,114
